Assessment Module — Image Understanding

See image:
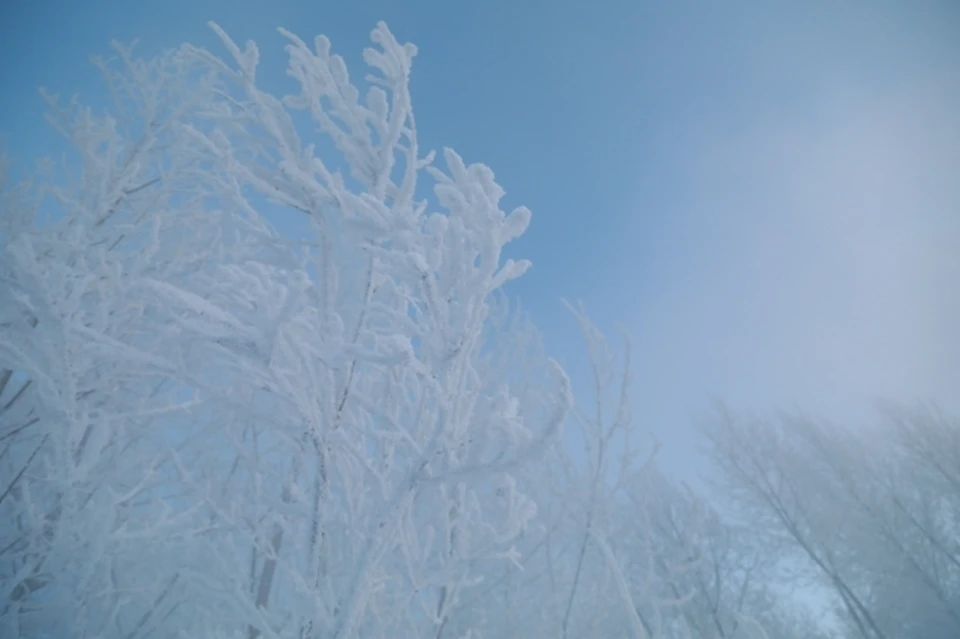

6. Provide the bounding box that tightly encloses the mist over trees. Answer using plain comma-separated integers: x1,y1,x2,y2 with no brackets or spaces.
1,20,955,639
700,404,960,639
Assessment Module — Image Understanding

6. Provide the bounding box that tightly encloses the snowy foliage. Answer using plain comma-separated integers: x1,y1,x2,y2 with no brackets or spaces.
0,21,577,639
1,18,900,639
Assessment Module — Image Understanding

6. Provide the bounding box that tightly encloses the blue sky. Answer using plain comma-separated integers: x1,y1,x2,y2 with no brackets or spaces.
3,0,959,475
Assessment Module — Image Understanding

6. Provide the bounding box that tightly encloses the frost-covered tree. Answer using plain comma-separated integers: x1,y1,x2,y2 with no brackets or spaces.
0,20,577,639
699,404,960,639
1,17,840,639
440,304,685,639
0,44,238,637
439,306,792,639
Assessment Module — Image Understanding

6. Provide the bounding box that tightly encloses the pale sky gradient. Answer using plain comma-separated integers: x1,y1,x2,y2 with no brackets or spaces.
2,0,958,475
627,67,960,458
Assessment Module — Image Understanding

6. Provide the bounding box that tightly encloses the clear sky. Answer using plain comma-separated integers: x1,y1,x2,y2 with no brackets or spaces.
2,0,959,475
